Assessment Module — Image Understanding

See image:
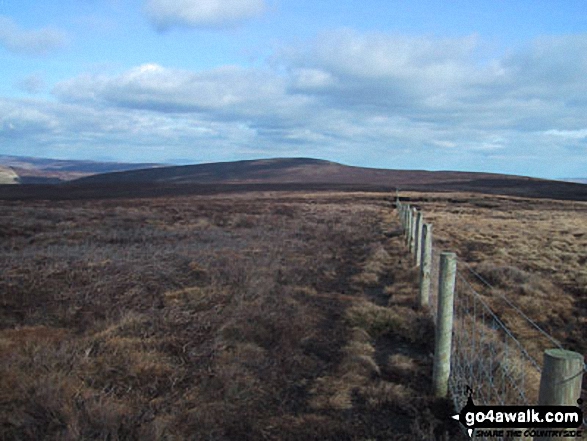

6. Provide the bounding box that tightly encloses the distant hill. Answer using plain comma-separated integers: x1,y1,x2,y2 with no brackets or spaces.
0,166,19,184
1,157,586,201
0,155,164,183
73,157,526,186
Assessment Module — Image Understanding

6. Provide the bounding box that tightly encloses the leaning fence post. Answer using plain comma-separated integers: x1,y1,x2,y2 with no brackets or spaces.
414,211,423,266
433,252,457,398
418,223,432,308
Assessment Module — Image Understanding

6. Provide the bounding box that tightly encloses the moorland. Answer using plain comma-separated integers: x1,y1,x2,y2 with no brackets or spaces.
1,158,586,440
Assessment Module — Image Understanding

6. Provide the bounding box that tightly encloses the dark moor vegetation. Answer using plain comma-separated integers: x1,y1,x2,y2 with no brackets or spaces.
2,189,585,440
1,192,462,440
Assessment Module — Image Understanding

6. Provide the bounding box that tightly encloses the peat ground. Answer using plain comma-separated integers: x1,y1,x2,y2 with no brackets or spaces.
0,191,464,440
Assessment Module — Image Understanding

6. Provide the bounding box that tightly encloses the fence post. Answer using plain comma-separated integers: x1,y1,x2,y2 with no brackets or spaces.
433,252,457,398
409,208,418,254
534,349,584,440
418,223,432,308
538,348,584,406
414,211,423,266
406,207,413,247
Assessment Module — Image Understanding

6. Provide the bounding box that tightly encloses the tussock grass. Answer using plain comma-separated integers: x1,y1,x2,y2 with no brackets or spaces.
0,191,469,440
403,191,587,412
408,192,586,349
351,243,392,287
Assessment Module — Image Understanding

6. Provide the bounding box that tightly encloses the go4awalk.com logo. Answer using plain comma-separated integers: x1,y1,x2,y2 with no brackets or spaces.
451,393,584,439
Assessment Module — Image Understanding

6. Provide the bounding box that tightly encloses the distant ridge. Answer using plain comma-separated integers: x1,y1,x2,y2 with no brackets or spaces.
73,157,526,186
1,157,586,201
74,158,342,184
0,154,164,183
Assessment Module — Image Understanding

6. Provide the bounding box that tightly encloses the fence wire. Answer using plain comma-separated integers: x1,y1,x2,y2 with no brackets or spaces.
451,268,541,401
395,201,574,441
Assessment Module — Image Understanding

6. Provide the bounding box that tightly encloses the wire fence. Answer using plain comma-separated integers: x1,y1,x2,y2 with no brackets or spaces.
451,266,542,407
395,199,586,441
429,247,539,413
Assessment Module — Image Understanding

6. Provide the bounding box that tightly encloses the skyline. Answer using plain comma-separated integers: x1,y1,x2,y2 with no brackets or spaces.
1,1,587,179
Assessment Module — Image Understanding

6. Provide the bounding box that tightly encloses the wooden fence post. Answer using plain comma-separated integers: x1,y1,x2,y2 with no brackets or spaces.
414,211,423,266
538,348,584,406
406,206,413,247
433,252,457,398
418,223,432,308
534,349,584,440
409,208,418,254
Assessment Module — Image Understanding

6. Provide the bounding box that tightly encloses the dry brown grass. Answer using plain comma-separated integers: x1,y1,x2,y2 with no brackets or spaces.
0,191,463,440
402,191,587,409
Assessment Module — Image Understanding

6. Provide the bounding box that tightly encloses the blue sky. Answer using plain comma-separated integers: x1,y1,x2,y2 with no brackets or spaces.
1,0,587,178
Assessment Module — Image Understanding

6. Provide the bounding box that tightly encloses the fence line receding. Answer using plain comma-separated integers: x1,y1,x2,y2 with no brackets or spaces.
394,195,585,441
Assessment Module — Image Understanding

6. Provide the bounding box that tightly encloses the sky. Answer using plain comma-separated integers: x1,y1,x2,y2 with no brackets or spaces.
1,1,587,178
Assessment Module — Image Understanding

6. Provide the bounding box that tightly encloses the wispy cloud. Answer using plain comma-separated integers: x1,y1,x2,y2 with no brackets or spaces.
144,0,266,31
15,74,46,94
0,15,67,56
544,128,587,139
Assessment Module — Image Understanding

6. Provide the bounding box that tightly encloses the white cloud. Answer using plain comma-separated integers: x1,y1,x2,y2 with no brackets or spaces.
0,97,262,162
290,68,337,91
544,128,587,139
144,0,266,30
0,101,59,138
53,63,313,125
305,30,478,81
0,15,67,55
277,30,488,119
3,29,585,177
53,31,587,142
432,140,458,149
282,30,587,135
